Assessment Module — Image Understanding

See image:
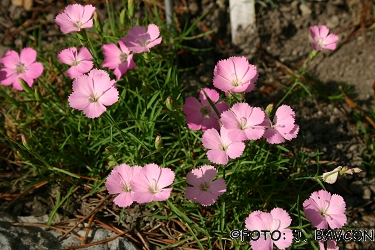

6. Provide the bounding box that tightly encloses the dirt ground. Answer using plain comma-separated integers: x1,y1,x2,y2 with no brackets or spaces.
1,0,375,249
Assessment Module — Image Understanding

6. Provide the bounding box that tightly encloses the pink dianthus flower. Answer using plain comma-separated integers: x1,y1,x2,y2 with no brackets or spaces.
202,127,245,165
121,24,162,53
0,48,44,91
102,40,136,80
57,47,93,79
68,69,119,118
183,88,228,132
220,103,266,141
245,208,293,250
303,190,347,229
105,164,142,207
185,165,226,206
213,56,258,93
55,4,96,34
130,163,175,203
263,105,299,144
310,25,339,51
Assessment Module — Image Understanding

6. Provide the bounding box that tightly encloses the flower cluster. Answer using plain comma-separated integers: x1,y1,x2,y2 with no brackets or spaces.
183,55,300,165
105,163,175,207
244,189,346,250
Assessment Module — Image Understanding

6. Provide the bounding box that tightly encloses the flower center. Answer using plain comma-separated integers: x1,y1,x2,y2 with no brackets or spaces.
120,53,128,62
88,93,100,103
231,77,240,87
121,181,132,193
317,38,324,47
74,21,83,28
238,117,248,130
148,179,160,194
16,62,27,74
200,106,211,118
200,182,210,191
72,59,80,66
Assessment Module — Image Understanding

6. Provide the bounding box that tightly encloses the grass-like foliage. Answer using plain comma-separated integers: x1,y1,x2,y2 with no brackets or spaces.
0,1,362,249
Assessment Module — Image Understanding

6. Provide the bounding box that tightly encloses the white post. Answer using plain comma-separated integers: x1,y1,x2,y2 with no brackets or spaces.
229,0,256,45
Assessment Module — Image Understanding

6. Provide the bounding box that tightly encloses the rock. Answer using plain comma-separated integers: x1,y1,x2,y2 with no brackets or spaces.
299,3,312,16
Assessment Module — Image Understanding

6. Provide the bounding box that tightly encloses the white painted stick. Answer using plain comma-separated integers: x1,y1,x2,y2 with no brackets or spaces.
229,0,256,45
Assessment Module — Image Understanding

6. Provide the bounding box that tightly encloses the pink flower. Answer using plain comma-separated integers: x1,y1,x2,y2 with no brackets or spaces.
319,240,339,250
121,24,162,53
102,40,136,80
213,56,258,93
0,48,43,90
220,103,266,141
263,105,299,144
55,4,96,34
202,127,245,165
130,163,175,203
68,69,119,118
310,25,339,51
57,47,93,79
245,208,293,250
183,88,228,132
105,164,142,207
185,165,226,206
303,190,347,229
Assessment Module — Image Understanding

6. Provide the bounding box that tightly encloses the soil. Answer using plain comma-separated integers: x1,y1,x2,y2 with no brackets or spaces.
1,0,375,249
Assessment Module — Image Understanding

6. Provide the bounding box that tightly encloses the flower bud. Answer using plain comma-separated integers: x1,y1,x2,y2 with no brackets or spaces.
93,11,102,34
128,0,135,19
21,134,30,150
265,103,274,117
165,97,175,111
155,135,163,151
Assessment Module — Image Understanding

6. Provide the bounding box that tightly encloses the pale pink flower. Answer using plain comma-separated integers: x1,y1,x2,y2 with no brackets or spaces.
57,47,93,79
130,163,175,203
220,103,266,141
0,48,43,91
121,24,162,53
319,240,339,250
310,25,339,51
213,56,258,93
55,4,96,34
105,164,142,207
303,190,347,229
322,166,362,184
245,208,293,250
102,40,136,80
68,69,119,118
185,165,226,206
202,127,245,165
183,88,228,132
263,105,299,144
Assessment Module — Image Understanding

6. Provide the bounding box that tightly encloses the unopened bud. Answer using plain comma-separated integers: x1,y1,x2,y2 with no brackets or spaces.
165,97,175,111
155,135,163,151
93,11,102,34
265,103,274,116
142,82,149,96
21,134,30,150
128,0,135,19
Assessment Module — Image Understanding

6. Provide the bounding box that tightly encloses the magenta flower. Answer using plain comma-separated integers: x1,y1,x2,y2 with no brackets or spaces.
319,240,339,250
220,103,266,141
263,105,299,144
185,165,226,206
183,88,228,132
130,163,175,203
303,190,347,229
55,4,96,34
102,40,136,80
121,24,162,53
202,127,245,165
213,56,258,93
105,164,142,207
310,25,339,51
68,69,119,118
0,48,43,91
57,47,93,79
245,208,293,250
